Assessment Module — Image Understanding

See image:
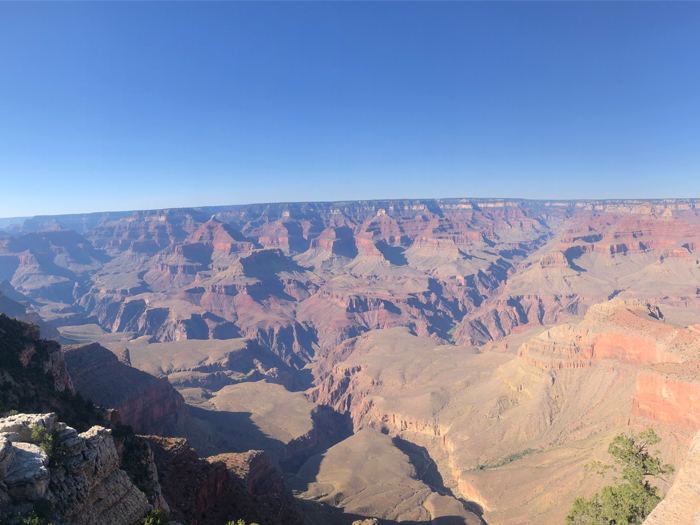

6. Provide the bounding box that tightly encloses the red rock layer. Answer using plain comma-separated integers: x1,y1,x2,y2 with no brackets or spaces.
518,300,694,370
632,364,700,430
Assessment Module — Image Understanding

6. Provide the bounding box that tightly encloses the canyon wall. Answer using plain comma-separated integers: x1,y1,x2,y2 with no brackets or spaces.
62,343,185,433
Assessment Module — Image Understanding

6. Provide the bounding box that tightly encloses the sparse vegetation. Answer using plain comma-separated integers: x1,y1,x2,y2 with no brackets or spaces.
471,448,538,471
226,520,260,525
447,325,457,344
566,428,674,525
114,424,155,500
20,498,55,525
141,509,169,525
31,425,66,468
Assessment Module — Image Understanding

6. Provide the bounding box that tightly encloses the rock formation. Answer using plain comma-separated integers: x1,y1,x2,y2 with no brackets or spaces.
6,200,700,524
62,343,185,433
145,436,302,525
643,426,700,524
632,363,700,429
517,299,696,369
0,412,149,525
0,314,86,424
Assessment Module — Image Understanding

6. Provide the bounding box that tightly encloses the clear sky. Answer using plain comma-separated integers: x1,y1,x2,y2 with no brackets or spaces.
1,2,700,217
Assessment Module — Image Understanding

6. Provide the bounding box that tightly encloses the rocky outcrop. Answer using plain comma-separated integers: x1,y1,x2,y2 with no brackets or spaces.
144,436,229,524
207,449,293,513
0,412,149,525
517,299,694,369
643,426,700,524
0,315,83,421
145,436,303,525
62,343,185,433
455,293,568,346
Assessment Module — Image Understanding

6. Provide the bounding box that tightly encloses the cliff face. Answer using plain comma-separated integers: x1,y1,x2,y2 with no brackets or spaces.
0,412,149,525
632,364,700,429
145,436,302,525
517,299,693,369
643,426,700,524
207,449,295,520
515,299,700,434
0,315,90,425
62,343,185,433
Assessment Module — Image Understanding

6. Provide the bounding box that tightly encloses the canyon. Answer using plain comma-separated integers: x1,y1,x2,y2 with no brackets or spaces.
3,198,700,523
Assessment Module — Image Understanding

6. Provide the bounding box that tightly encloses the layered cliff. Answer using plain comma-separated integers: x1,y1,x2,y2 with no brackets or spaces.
632,363,700,429
0,413,149,525
517,299,695,369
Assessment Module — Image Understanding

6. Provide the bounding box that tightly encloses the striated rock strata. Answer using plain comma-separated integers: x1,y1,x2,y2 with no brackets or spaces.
517,299,696,369
0,412,149,525
632,363,700,430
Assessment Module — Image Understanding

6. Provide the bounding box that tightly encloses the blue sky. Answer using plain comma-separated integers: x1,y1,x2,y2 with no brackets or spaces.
1,2,699,217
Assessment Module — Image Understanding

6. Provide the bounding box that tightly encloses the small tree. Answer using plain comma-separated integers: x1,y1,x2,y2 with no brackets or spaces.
566,427,674,525
142,510,169,525
31,426,65,468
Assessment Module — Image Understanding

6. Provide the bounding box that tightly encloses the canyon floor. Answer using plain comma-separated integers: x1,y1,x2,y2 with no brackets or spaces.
4,198,700,524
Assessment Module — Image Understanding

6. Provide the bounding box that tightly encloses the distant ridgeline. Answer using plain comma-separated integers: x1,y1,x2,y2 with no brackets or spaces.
3,197,700,236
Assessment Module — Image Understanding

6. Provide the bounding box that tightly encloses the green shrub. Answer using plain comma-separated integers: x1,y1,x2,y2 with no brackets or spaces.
19,497,54,525
566,427,674,525
30,426,66,468
141,509,169,525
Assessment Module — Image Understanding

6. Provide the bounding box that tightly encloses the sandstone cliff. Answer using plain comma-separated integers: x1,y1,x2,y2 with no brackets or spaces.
517,299,694,369
0,412,149,525
632,363,700,429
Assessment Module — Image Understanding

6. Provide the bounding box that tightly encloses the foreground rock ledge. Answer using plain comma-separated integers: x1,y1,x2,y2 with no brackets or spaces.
0,412,149,525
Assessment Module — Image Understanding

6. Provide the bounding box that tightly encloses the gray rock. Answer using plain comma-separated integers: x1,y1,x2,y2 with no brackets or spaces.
0,413,58,442
3,442,49,500
0,435,16,477
1,414,150,525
